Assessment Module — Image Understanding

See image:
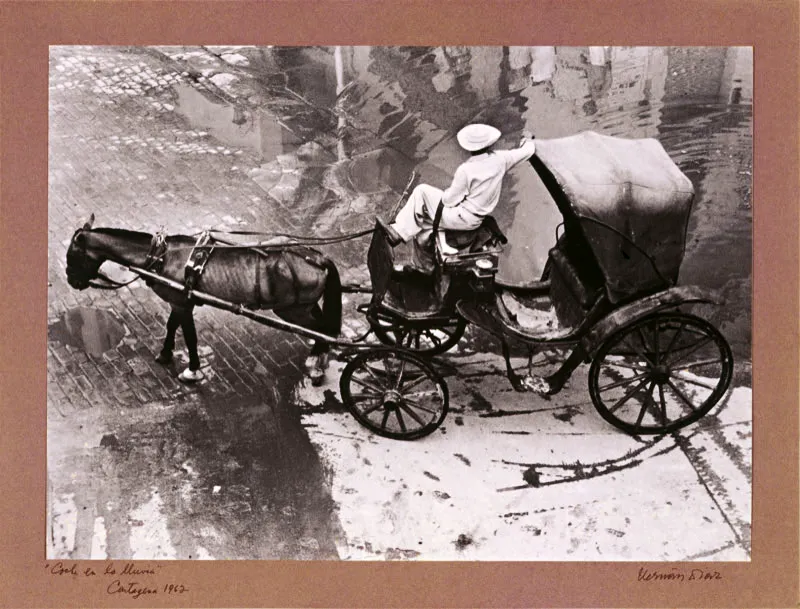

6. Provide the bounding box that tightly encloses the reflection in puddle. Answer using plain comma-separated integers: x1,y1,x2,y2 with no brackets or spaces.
48,307,127,356
173,83,303,162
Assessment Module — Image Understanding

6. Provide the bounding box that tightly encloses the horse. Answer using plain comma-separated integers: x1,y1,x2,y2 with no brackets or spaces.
65,215,341,385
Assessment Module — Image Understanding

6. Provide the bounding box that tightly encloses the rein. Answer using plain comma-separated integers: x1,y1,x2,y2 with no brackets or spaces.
199,170,416,249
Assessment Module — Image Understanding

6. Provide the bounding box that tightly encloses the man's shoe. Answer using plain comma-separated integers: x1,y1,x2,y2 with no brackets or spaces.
178,368,205,383
376,217,403,246
437,232,459,256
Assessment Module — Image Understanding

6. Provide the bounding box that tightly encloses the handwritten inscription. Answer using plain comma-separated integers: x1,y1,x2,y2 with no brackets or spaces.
638,567,723,583
45,562,190,599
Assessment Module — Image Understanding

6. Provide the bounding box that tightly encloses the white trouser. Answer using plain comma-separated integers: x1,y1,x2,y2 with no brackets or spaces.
390,184,482,241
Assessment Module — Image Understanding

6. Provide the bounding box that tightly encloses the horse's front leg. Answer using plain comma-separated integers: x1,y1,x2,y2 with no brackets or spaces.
156,308,181,365
177,307,205,383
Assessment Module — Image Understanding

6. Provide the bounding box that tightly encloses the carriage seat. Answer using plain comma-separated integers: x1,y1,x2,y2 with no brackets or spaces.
441,215,508,254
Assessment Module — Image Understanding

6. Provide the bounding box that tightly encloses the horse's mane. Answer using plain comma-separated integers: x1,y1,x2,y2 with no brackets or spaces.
93,227,153,239
92,227,194,241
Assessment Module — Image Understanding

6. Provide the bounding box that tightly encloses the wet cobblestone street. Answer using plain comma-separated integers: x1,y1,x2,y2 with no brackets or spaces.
47,46,753,561
48,46,361,559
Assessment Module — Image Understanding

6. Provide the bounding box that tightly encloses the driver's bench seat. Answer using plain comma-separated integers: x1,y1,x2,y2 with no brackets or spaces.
412,213,507,273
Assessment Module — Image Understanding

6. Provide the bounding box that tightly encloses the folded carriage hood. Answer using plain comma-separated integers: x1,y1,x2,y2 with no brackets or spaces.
532,132,696,302
532,131,695,216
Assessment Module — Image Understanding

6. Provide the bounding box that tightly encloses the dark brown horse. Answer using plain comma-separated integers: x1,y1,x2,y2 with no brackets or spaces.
65,215,341,384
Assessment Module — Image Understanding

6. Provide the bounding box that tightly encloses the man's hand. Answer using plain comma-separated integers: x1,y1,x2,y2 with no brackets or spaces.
519,130,534,146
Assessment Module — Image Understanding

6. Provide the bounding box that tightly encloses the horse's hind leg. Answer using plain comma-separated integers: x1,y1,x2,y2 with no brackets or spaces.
156,309,181,365
275,304,330,386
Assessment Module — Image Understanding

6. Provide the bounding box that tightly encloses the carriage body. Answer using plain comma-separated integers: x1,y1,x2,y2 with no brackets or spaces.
355,131,734,439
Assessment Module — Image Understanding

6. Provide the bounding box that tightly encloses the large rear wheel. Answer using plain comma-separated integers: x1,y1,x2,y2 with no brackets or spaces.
588,312,733,435
340,348,449,440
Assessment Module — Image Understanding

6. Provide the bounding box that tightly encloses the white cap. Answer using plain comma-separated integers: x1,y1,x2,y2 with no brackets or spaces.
456,124,502,151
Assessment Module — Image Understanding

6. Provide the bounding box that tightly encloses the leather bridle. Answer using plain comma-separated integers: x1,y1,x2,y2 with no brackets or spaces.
67,229,167,290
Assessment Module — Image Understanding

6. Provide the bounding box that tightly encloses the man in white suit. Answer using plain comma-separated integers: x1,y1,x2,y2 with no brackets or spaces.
381,123,537,254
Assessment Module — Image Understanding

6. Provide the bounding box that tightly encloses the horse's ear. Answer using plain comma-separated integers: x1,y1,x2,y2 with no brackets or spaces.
83,214,95,230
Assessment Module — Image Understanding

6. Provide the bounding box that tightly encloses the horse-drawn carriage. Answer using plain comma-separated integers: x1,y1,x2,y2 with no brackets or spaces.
66,131,733,441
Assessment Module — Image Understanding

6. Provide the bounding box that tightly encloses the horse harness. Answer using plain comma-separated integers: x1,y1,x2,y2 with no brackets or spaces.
183,231,215,295
149,230,331,305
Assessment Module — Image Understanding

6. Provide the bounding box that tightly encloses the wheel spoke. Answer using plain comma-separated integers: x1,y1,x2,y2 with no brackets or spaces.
400,374,430,393
680,358,726,370
663,319,686,356
351,392,382,401
362,400,386,416
380,408,392,430
669,372,718,391
634,381,656,427
658,383,668,423
644,381,666,425
609,377,650,414
351,375,385,394
637,327,652,358
597,371,649,392
602,359,650,373
666,336,713,367
402,389,438,400
621,334,655,367
395,408,407,432
363,364,386,384
665,379,698,412
400,397,438,415
398,402,427,426
653,322,661,364
393,358,406,389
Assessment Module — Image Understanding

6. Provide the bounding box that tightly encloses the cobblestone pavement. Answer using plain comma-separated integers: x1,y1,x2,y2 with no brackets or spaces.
47,46,372,559
47,46,752,561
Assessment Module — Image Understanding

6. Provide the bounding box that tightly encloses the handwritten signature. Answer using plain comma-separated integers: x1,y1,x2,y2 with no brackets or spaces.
638,567,723,582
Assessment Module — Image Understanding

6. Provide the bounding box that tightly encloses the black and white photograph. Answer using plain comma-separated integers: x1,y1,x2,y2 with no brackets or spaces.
47,45,753,562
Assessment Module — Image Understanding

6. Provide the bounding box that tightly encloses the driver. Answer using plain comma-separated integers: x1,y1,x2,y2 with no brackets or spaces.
379,124,536,254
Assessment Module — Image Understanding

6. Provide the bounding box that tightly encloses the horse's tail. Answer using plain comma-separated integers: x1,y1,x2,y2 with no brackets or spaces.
320,258,342,339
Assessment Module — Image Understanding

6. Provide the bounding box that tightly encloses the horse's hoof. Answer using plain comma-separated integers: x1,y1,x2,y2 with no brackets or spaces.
309,371,326,387
178,368,204,383
155,352,173,365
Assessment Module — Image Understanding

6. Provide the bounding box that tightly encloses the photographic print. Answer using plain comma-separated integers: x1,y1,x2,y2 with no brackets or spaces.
47,45,753,563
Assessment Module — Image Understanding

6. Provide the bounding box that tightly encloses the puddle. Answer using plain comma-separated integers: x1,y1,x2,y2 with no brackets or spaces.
172,83,303,162
48,307,127,356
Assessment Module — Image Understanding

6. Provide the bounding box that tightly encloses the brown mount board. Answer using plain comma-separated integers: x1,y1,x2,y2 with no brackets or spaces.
0,1,797,607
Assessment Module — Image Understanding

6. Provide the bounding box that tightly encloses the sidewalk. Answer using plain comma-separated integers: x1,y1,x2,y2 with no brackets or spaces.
296,350,752,561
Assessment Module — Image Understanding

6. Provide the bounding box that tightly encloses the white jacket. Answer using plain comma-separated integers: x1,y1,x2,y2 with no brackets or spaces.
441,139,537,218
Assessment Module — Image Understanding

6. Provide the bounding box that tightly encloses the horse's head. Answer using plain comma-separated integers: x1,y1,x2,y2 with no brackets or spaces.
66,214,102,290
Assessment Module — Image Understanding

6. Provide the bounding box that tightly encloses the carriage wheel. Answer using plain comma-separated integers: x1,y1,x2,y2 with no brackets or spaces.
588,312,733,435
371,311,466,356
340,349,449,440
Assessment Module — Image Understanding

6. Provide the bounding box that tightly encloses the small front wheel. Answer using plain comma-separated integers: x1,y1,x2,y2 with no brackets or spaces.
588,312,733,435
340,348,449,440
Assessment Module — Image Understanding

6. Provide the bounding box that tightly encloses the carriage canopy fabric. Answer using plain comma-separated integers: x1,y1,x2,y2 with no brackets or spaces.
533,132,695,302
